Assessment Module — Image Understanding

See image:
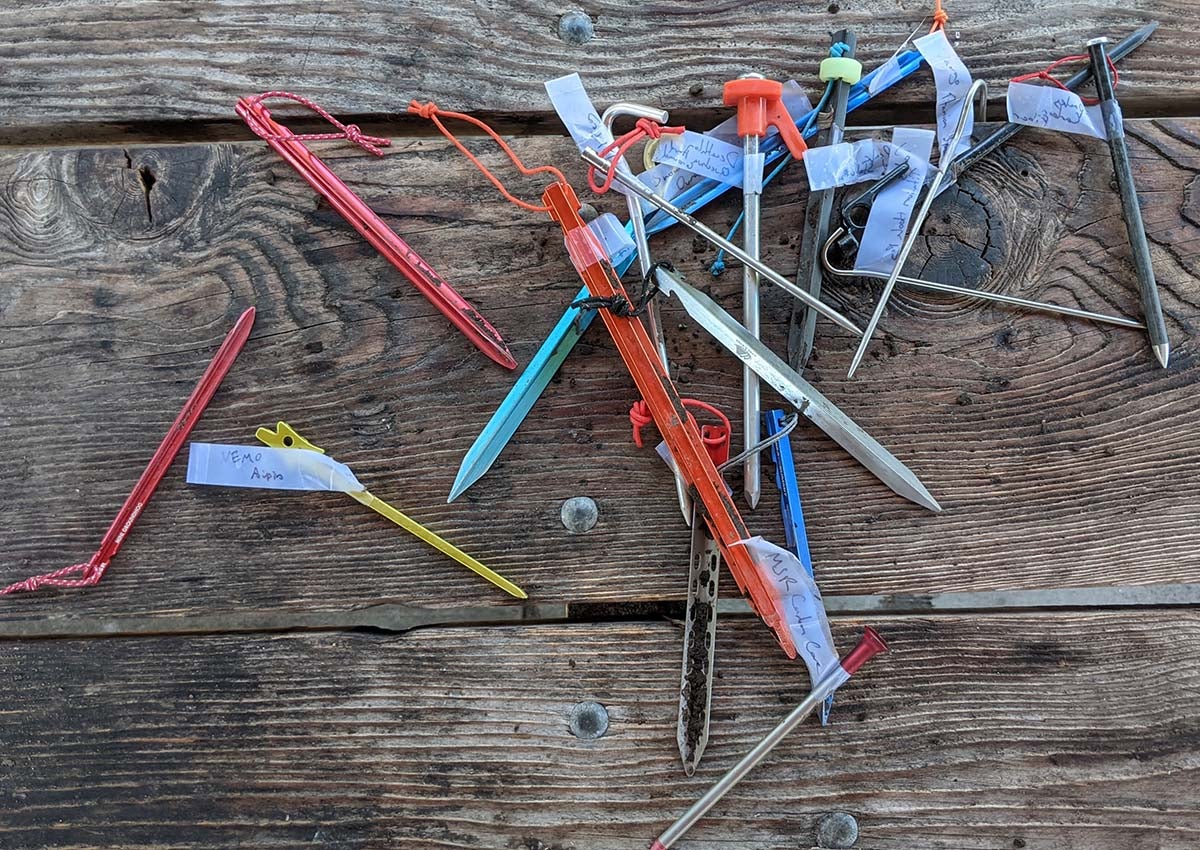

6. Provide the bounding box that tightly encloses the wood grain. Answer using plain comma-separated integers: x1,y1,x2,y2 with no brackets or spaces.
1,613,1197,849
0,1,1195,139
0,118,1198,621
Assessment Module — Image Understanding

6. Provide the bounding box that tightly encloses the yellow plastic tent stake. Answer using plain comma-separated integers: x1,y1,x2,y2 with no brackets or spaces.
256,421,527,599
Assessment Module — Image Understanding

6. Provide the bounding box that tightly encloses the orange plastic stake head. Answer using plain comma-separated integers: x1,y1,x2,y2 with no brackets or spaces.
722,75,808,158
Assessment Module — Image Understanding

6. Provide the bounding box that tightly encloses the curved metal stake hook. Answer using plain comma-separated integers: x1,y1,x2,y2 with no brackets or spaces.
820,227,1144,330
599,102,692,525
846,78,988,377
717,412,800,474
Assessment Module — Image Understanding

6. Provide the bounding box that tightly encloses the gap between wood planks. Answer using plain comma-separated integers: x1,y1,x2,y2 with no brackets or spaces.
3,584,1197,642
5,93,1200,149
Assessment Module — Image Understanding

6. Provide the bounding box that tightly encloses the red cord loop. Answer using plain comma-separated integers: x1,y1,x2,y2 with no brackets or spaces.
408,100,570,214
1010,54,1119,106
0,560,103,595
629,397,731,457
241,91,391,156
630,400,654,447
588,119,685,195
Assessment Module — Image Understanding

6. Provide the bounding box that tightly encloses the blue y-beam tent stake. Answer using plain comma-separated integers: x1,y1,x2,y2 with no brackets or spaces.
448,49,928,502
764,408,834,723
764,410,813,575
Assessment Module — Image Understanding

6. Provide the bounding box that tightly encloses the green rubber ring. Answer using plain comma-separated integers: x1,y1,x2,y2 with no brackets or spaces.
819,57,863,84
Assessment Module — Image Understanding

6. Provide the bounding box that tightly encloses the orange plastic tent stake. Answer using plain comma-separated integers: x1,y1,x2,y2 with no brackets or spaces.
541,180,797,659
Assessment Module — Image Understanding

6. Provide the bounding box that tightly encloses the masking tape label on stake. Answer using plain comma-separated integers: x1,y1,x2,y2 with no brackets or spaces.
914,30,974,160
653,130,744,186
1006,81,1108,139
854,126,935,274
636,162,706,216
545,72,613,154
867,54,906,95
743,153,766,193
186,444,364,493
563,224,610,273
586,213,636,268
732,536,839,686
803,139,897,191
545,73,636,199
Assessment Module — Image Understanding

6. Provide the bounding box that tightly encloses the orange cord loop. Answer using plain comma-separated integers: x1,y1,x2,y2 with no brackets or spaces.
407,100,570,213
1010,54,1119,106
930,0,948,32
587,118,685,195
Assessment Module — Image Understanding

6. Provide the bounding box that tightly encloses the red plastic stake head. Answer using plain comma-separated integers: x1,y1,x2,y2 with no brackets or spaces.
840,626,889,676
722,76,808,158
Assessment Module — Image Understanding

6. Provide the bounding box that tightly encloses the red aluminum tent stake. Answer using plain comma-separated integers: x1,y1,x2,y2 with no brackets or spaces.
237,92,516,370
1,307,257,594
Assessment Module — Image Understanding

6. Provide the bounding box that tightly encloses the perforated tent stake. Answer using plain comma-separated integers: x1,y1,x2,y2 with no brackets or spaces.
1,307,256,595
651,628,888,850
237,92,516,370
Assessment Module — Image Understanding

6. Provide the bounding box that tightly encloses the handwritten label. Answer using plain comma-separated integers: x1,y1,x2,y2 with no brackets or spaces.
1006,82,1107,140
653,130,744,186
636,162,706,216
186,443,364,493
733,537,839,686
868,54,905,95
544,73,612,154
803,139,896,191
914,30,973,160
855,126,935,274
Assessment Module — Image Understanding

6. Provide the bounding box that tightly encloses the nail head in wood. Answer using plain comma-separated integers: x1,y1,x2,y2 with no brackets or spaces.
568,700,609,739
560,496,598,533
815,812,859,848
557,11,594,45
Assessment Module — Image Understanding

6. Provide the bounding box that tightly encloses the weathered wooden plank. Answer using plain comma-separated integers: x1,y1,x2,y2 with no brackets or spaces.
0,614,1197,849
0,1,1194,138
0,118,1198,621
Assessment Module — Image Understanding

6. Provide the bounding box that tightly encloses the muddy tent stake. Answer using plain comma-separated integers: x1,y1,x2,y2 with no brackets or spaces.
651,628,888,850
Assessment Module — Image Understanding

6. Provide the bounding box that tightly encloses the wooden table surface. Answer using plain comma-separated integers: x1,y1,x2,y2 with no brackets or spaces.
2,3,1198,848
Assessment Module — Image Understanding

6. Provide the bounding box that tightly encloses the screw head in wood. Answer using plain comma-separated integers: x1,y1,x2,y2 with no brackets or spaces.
568,700,609,739
815,812,859,848
557,11,595,45
560,496,598,533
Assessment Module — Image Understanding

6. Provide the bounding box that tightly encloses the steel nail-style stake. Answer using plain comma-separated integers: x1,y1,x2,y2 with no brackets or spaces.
723,75,808,509
1086,37,1171,368
650,628,889,850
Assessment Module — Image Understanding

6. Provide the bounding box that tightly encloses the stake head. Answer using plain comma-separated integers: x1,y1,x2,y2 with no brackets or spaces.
722,77,808,158
840,626,888,675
